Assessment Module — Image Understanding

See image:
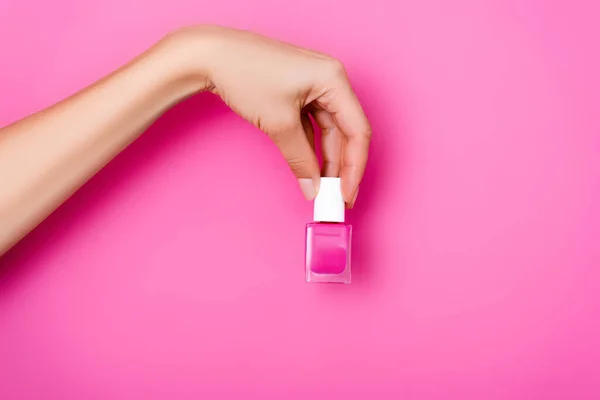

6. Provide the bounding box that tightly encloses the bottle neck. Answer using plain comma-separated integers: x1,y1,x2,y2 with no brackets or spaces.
313,208,345,223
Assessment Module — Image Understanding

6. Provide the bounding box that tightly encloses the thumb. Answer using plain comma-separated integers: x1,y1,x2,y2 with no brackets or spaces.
272,117,320,200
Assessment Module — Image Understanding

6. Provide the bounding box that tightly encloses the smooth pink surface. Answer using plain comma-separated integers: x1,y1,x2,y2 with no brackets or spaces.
1,0,599,398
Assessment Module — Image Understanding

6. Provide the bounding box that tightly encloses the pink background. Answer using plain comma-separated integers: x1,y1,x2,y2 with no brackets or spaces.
1,0,599,398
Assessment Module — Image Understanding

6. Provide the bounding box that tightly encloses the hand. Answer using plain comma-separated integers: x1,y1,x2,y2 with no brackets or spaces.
170,26,371,207
0,25,371,255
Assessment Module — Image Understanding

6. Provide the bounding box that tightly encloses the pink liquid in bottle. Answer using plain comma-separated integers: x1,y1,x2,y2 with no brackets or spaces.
305,222,352,283
305,178,352,284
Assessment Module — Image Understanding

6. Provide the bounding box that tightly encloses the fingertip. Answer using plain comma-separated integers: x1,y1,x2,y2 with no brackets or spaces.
344,186,359,209
340,168,359,203
298,178,318,201
350,186,359,207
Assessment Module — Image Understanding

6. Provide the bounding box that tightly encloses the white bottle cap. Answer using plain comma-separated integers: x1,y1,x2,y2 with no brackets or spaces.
313,177,345,223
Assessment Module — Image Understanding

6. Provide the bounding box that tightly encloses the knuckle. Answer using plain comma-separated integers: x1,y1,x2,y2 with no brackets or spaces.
260,116,295,143
286,157,306,174
324,58,347,80
262,113,301,145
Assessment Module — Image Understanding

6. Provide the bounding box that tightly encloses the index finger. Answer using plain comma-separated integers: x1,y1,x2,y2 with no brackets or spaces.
315,65,371,204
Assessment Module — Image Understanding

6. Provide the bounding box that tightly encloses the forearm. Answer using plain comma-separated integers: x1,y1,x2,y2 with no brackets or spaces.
0,35,206,255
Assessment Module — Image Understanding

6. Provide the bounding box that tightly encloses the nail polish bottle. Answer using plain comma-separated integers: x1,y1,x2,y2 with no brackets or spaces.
305,177,352,284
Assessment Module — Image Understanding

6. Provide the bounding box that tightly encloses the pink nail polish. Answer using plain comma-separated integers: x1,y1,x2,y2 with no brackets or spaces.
305,177,352,284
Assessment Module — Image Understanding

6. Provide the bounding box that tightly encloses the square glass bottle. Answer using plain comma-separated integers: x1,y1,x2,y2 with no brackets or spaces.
305,177,352,283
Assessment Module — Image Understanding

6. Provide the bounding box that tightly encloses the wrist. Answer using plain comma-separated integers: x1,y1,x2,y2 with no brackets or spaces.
153,27,216,95
140,33,209,103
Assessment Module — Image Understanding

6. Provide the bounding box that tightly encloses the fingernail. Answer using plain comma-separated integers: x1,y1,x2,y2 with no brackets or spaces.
298,178,317,200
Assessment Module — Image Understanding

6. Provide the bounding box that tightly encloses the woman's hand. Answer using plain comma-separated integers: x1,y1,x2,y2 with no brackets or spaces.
0,25,371,255
169,26,371,206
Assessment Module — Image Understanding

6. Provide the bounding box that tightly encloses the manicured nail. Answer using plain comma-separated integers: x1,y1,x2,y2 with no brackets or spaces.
298,178,317,200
